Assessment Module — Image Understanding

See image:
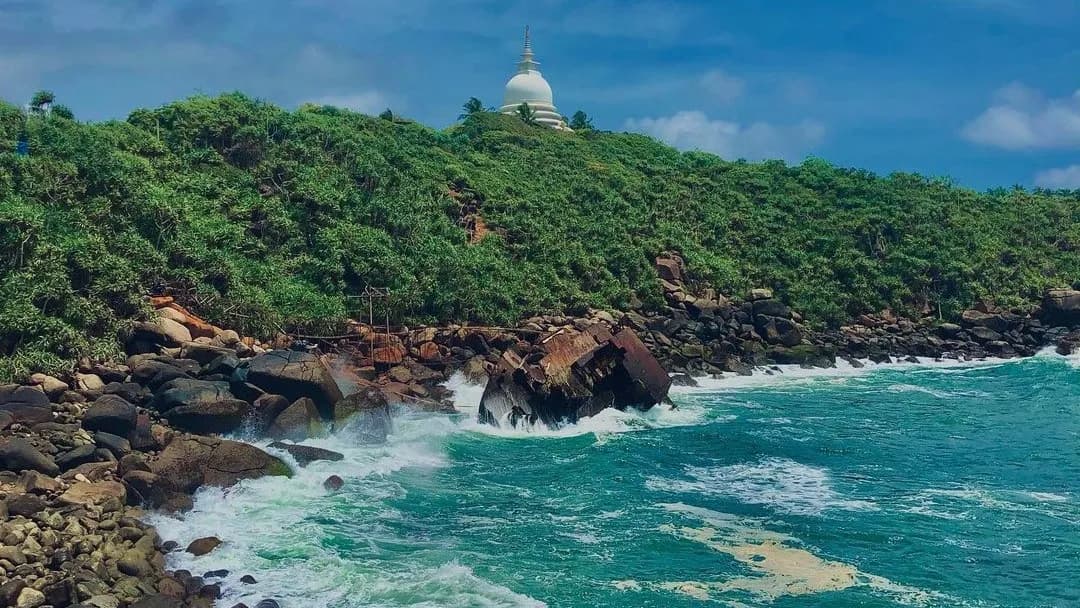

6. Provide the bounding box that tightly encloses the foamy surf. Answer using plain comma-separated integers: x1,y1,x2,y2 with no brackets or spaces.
148,413,549,608
646,457,878,516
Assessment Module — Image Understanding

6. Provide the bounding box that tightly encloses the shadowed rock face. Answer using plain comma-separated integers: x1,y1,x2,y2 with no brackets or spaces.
238,351,344,418
0,385,53,425
478,326,671,429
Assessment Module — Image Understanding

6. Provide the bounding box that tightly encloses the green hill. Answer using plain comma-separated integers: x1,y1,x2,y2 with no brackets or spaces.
2,93,1078,378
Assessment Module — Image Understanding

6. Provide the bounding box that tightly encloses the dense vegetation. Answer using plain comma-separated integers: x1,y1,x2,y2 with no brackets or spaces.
2,93,1078,378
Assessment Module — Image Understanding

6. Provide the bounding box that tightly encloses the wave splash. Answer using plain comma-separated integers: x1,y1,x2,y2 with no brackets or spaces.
647,457,877,516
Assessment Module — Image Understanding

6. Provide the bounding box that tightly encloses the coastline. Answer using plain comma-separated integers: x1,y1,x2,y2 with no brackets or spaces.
2,273,1079,606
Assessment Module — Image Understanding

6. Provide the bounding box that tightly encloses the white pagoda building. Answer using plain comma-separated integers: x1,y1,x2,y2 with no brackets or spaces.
500,27,571,130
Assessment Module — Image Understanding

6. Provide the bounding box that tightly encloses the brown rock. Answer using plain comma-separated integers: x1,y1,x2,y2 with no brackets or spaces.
186,536,222,556
150,436,289,494
57,480,127,506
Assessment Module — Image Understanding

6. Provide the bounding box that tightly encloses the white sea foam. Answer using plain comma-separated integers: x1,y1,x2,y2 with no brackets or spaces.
672,351,1027,393
647,457,876,515
444,372,712,440
148,413,549,608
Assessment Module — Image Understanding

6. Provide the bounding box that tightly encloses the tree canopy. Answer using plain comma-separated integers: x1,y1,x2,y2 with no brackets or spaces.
1,92,1078,379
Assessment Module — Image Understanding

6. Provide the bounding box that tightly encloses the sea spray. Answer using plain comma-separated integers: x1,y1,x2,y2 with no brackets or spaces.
150,355,1079,607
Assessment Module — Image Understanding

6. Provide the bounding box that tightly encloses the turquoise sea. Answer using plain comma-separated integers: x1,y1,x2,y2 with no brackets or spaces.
152,353,1080,607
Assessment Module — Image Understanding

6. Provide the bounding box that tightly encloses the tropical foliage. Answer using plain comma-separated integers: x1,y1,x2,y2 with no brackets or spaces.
1,92,1078,378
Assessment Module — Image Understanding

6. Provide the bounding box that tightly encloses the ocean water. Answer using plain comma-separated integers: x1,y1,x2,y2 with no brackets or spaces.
150,352,1080,608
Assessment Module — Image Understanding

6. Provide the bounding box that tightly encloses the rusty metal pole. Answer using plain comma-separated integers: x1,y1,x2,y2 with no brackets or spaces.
368,292,375,365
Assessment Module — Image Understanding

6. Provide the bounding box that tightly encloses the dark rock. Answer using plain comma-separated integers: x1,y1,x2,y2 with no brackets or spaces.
969,326,1004,342
102,381,151,405
323,475,344,491
6,493,47,516
56,444,98,471
205,353,240,377
0,384,52,425
42,577,77,608
0,437,59,474
668,373,698,387
0,580,26,607
181,341,235,365
165,398,252,434
186,536,222,556
241,350,344,417
767,345,836,368
130,359,191,390
199,583,223,600
149,379,234,413
204,569,230,579
255,600,282,608
267,397,324,442
333,387,391,443
131,594,184,608
752,298,791,319
94,431,132,457
83,394,138,436
240,574,257,584
268,441,344,466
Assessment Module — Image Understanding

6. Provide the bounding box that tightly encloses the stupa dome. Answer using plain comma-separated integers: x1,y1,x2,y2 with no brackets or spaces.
499,27,570,130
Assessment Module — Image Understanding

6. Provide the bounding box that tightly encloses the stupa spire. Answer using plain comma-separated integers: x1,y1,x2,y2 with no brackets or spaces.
517,25,539,74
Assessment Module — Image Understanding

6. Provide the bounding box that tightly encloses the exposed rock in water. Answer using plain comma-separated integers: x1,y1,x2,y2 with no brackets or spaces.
478,325,671,428
186,536,222,556
333,387,392,443
323,475,344,491
149,435,290,498
268,441,344,466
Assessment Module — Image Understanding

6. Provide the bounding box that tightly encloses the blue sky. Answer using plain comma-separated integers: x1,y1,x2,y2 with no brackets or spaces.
2,0,1078,190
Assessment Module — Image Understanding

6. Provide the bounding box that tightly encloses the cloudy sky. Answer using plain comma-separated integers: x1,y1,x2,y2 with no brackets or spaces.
2,0,1078,189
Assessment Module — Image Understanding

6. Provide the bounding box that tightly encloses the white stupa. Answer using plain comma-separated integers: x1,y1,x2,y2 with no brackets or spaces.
500,27,571,130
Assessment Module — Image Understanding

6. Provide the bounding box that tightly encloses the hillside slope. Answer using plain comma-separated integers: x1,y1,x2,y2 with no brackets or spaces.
2,93,1078,377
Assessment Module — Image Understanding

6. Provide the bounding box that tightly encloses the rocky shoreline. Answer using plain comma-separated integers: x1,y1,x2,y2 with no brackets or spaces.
3,257,1080,607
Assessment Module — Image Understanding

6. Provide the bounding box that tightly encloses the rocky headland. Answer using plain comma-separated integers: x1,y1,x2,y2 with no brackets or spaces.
3,256,1080,608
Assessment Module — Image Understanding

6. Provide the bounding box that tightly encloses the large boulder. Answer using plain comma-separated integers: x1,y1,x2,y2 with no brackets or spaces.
333,387,391,443
0,438,58,475
0,385,53,425
267,398,324,442
83,395,138,436
149,379,234,413
1043,288,1080,324
150,436,290,494
164,399,252,435
240,351,344,417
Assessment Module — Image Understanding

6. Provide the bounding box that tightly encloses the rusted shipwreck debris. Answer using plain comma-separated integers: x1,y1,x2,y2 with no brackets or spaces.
478,324,672,428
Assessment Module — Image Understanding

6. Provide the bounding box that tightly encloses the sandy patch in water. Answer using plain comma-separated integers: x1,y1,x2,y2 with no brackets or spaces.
637,504,939,605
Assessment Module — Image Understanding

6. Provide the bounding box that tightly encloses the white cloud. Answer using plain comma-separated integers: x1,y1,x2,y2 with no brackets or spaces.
962,82,1080,149
624,111,825,161
305,92,390,115
699,69,745,103
1034,164,1080,189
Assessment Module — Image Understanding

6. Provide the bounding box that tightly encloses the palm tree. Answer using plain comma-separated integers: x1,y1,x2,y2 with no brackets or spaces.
516,103,537,125
459,97,484,120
